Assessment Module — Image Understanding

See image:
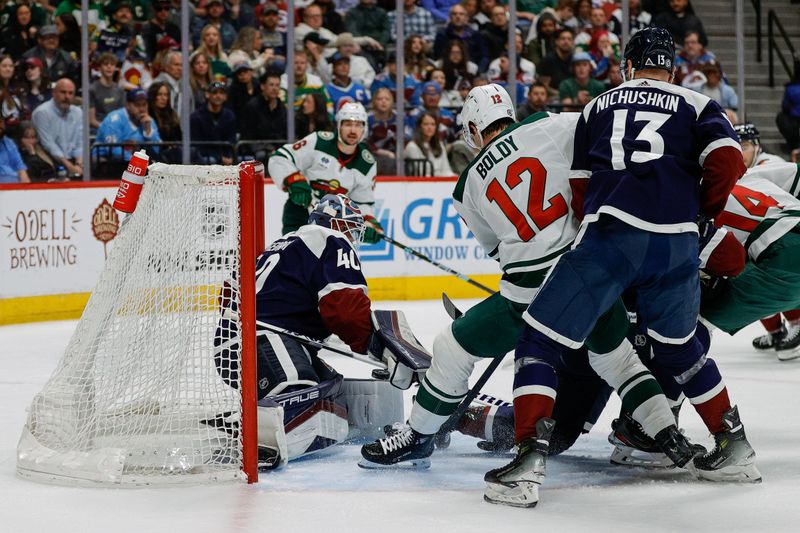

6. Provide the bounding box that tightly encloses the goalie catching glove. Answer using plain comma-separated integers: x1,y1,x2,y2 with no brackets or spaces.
368,310,432,389
285,173,312,208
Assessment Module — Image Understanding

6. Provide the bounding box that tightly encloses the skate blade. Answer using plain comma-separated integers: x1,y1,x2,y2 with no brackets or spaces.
695,463,763,483
484,481,539,508
777,348,800,361
357,457,431,470
609,444,674,469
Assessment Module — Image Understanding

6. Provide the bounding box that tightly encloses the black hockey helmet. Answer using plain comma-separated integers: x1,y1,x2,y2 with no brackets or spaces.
621,26,675,81
308,194,366,245
734,123,761,145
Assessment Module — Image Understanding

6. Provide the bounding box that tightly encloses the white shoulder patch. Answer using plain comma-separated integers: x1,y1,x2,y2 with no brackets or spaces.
362,149,375,164
319,131,334,141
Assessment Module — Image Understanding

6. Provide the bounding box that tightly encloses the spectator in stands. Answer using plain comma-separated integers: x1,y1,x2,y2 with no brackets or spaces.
240,72,287,156
0,57,24,138
52,0,102,33
776,58,800,156
524,11,558,66
331,32,376,89
390,0,437,43
296,92,334,138
481,4,509,61
404,34,434,81
574,0,592,31
538,27,574,99
23,25,77,85
605,56,623,89
346,0,390,51
197,24,230,79
32,78,82,176
153,50,183,116
674,30,716,87
55,13,81,57
552,0,578,32
436,40,478,91
316,0,346,35
301,32,330,83
1,4,38,59
610,0,651,37
259,2,286,68
3,0,48,28
18,121,56,182
0,116,30,183
280,50,326,111
434,3,488,72
294,3,338,49
95,0,137,63
575,7,619,55
227,27,272,76
696,61,738,123
559,51,604,110
423,0,461,24
517,81,550,120
95,87,161,163
652,0,706,47
405,111,454,177
367,87,405,174
193,0,236,51
18,58,51,120
190,81,236,164
515,1,546,29
119,49,153,91
325,52,370,112
226,61,257,127
488,33,535,86
143,0,180,61
587,30,620,81
89,54,125,130
190,51,213,109
371,52,421,107
147,81,183,149
408,81,457,143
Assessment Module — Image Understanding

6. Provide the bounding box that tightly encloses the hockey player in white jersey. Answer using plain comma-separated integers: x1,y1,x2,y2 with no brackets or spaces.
360,84,695,506
268,102,384,240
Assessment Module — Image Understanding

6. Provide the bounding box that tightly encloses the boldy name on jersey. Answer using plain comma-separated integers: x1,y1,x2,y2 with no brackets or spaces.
593,90,680,114
476,135,520,179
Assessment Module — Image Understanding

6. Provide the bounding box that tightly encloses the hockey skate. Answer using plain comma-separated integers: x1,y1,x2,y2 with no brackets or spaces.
483,418,554,508
693,406,762,483
752,325,787,351
609,411,705,469
358,423,435,469
775,322,800,361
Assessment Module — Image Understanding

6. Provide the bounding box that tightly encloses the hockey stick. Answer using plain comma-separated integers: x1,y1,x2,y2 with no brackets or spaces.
381,235,496,295
255,320,387,369
442,293,463,320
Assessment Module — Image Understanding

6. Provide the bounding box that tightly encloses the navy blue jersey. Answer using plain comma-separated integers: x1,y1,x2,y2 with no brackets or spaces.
216,224,373,356
572,78,744,232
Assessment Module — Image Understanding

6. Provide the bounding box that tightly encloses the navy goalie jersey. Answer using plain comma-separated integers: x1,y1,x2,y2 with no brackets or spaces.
572,78,745,232
216,224,373,356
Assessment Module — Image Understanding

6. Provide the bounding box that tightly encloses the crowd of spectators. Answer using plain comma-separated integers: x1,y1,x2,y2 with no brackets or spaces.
0,0,745,183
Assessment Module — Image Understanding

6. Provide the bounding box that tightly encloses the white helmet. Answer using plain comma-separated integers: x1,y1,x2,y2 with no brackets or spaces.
337,102,368,144
459,84,517,150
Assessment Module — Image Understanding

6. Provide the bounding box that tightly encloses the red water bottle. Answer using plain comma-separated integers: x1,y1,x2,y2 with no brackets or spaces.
113,150,149,213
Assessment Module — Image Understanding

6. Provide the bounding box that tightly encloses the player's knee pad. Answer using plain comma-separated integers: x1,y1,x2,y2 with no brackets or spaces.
650,334,706,384
426,325,482,397
586,338,640,391
515,325,562,366
257,332,320,397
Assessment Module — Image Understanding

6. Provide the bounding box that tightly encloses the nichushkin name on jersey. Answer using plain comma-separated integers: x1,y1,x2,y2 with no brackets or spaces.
476,135,520,178
594,90,680,113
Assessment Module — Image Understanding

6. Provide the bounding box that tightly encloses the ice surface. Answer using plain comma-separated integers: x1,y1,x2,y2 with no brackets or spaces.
2,299,799,533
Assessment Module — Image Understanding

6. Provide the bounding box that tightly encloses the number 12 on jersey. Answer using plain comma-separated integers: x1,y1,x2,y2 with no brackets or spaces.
485,157,568,241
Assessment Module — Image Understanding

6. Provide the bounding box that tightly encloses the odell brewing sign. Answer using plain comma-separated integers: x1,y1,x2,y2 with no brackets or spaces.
2,208,81,270
92,199,119,258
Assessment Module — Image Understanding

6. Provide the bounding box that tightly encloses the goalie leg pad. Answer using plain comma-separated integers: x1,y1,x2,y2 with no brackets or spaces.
257,399,288,470
256,332,321,397
370,310,433,389
264,375,349,461
339,378,404,441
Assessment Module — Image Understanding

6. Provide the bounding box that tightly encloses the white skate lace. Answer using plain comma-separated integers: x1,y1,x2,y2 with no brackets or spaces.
379,427,414,454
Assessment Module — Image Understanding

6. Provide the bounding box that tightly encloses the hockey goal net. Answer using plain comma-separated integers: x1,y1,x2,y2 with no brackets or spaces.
16,162,261,486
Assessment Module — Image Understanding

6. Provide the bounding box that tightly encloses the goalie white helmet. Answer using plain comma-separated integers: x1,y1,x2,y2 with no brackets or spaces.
460,83,517,150
337,102,368,144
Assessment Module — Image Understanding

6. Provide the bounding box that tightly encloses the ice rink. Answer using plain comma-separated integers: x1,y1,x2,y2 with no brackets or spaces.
2,298,799,533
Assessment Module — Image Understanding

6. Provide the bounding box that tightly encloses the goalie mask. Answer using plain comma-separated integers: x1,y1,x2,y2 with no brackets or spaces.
308,194,366,246
336,102,368,145
460,84,516,150
621,26,675,82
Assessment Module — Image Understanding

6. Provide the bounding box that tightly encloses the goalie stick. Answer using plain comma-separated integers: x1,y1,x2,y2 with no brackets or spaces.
382,235,496,295
256,320,387,369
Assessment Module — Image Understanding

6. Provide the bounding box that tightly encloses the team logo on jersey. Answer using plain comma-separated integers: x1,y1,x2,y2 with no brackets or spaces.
362,150,375,164
319,131,334,141
312,179,348,195
321,156,331,166
92,199,119,259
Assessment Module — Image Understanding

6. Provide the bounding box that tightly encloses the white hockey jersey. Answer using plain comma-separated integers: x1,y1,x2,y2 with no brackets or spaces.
454,112,581,303
268,131,378,217
716,163,800,260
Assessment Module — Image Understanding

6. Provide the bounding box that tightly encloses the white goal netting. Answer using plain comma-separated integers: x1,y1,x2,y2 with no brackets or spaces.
17,163,251,486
